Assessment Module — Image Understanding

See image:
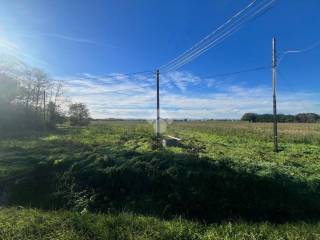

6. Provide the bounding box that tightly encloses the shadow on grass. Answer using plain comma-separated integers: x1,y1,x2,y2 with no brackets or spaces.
1,137,320,223
0,126,84,139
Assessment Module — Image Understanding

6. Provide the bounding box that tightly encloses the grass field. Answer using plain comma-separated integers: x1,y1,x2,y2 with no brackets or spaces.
1,120,320,238
1,208,320,240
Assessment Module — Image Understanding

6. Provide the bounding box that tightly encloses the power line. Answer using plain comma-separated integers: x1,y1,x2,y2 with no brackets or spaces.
278,40,320,65
164,0,276,72
198,65,271,80
163,1,274,72
159,0,259,71
159,0,277,73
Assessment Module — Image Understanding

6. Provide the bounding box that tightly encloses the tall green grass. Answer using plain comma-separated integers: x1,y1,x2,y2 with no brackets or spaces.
1,208,320,240
1,121,320,223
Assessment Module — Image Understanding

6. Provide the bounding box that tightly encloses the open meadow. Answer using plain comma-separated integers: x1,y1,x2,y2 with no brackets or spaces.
2,0,320,238
1,120,320,239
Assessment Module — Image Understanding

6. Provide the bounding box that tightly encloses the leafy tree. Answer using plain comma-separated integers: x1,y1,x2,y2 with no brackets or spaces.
47,101,65,129
296,113,320,123
241,113,258,122
0,58,66,132
69,103,90,126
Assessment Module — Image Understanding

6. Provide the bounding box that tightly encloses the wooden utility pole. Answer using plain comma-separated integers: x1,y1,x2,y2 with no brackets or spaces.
156,69,160,138
43,90,46,130
272,37,278,152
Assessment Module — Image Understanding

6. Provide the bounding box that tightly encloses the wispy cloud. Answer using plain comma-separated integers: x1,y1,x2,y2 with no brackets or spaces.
19,32,116,49
59,71,320,119
41,33,97,45
161,71,202,91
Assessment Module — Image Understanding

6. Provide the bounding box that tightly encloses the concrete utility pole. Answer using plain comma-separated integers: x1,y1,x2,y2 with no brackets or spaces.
156,69,160,138
272,37,278,152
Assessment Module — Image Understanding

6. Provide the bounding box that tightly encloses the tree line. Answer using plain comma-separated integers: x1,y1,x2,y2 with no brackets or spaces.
0,57,90,132
241,113,320,123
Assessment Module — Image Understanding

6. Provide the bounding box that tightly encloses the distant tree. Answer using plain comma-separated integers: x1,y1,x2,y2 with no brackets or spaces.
69,103,90,126
278,114,295,123
241,113,258,122
295,113,320,123
241,113,320,123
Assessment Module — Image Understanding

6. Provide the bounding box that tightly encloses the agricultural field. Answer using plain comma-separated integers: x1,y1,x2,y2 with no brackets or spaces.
1,120,320,239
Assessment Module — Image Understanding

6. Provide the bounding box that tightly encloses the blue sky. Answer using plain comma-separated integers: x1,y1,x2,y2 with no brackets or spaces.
0,0,319,119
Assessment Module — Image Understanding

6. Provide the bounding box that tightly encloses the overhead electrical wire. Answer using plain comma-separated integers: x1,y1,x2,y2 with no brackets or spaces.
278,40,320,65
159,0,277,73
159,0,257,71
70,1,280,92
160,0,260,72
199,65,271,80
161,0,277,72
161,0,276,72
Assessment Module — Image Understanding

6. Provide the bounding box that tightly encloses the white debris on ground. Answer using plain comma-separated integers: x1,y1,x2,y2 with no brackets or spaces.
162,135,182,148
